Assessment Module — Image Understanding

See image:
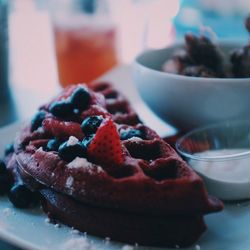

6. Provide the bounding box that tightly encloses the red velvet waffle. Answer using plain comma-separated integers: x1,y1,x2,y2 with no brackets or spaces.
6,83,223,247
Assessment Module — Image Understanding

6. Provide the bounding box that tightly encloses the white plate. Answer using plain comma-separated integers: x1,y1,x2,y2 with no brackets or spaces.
1,123,250,250
1,67,250,250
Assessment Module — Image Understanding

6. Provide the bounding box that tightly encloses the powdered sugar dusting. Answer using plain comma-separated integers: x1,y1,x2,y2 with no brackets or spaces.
45,218,51,224
119,128,143,142
70,229,80,235
127,137,143,142
96,167,103,173
62,237,96,250
67,157,93,169
67,136,79,146
67,157,102,174
122,245,134,250
37,147,44,152
66,176,74,188
37,127,44,133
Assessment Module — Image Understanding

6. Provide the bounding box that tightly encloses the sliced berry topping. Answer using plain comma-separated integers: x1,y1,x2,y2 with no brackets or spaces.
81,116,103,135
8,184,36,208
49,101,73,118
70,86,91,110
46,139,61,152
87,118,124,166
120,129,144,140
0,175,11,196
0,160,7,175
31,110,46,132
43,118,84,140
58,141,87,162
4,143,14,156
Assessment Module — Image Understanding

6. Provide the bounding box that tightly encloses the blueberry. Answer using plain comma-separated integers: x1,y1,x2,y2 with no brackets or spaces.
31,110,46,132
8,184,35,208
70,87,91,110
58,141,87,162
81,116,103,135
4,143,14,156
0,160,7,175
82,134,94,149
46,139,61,152
120,129,144,140
49,101,73,118
0,175,11,196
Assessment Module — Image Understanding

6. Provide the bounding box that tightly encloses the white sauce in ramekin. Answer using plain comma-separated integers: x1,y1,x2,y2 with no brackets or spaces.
189,149,250,200
190,149,250,183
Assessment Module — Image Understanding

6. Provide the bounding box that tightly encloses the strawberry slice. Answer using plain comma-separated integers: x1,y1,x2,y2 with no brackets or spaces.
43,118,84,140
87,118,124,166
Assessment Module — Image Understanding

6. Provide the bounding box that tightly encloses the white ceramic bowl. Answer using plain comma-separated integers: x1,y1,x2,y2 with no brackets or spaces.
133,42,250,131
176,120,250,200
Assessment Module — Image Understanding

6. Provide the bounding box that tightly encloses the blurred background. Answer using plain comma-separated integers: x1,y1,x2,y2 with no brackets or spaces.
1,0,250,127
0,0,250,249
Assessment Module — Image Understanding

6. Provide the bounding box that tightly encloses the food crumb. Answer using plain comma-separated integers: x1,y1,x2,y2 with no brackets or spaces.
62,237,96,250
67,136,79,146
122,245,134,250
195,245,201,250
104,237,110,244
65,176,74,188
45,218,51,224
55,223,60,228
70,229,80,235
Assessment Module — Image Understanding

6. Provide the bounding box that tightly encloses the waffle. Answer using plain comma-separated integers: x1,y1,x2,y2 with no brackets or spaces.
90,82,141,125
6,83,223,247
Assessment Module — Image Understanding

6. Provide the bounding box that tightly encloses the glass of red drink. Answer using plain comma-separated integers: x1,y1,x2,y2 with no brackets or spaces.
50,0,118,87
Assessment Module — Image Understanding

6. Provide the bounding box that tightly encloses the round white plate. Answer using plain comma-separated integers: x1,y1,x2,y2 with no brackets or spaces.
1,119,250,250
1,67,250,250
